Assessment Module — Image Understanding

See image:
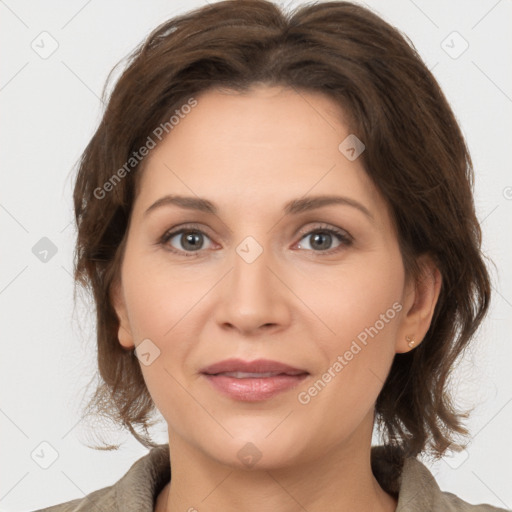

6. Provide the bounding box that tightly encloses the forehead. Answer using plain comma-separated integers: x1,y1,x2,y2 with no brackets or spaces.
134,85,385,219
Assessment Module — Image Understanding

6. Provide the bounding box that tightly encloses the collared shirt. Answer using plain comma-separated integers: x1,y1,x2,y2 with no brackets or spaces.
33,444,509,511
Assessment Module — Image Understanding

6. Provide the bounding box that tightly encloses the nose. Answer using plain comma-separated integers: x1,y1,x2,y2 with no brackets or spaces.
214,243,292,336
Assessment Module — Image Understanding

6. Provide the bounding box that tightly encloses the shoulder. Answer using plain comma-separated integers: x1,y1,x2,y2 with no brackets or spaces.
30,444,170,512
371,445,509,512
30,485,116,512
400,456,508,511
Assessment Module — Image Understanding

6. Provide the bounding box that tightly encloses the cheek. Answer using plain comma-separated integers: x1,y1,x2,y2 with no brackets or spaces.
120,247,197,340
121,266,203,434
299,251,404,346
120,252,209,374
296,254,404,403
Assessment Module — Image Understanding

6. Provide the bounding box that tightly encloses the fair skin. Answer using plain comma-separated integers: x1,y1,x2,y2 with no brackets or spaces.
111,85,441,512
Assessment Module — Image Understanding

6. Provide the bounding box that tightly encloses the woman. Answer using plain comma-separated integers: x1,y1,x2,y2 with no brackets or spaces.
34,1,508,510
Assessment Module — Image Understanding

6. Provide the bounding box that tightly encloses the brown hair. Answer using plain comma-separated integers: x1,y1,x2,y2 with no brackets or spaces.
73,0,491,461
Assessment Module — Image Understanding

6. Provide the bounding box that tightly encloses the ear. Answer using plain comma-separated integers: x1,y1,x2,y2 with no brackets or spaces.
110,278,135,350
395,254,442,353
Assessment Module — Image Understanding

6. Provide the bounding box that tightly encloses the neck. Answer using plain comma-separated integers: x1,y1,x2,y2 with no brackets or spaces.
155,429,397,512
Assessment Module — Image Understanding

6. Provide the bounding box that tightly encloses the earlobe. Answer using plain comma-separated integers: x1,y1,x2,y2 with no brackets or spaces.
396,255,442,353
405,335,416,349
110,279,135,350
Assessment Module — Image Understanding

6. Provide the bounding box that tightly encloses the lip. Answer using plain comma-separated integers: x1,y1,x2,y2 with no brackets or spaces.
200,358,309,402
201,358,307,376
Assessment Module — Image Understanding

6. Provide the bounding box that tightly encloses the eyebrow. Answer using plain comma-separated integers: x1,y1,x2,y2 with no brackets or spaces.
144,194,374,221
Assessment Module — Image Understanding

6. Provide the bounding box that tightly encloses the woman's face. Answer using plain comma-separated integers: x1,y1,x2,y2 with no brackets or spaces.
113,85,426,468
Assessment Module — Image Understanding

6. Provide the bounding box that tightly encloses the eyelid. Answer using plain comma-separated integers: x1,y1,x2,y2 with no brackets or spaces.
295,222,353,242
293,223,353,255
159,221,353,256
159,223,217,256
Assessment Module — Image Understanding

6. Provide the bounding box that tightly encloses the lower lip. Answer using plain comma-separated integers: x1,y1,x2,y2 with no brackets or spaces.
202,373,308,401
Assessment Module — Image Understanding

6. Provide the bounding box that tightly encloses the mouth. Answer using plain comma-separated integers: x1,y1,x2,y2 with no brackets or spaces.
200,358,309,401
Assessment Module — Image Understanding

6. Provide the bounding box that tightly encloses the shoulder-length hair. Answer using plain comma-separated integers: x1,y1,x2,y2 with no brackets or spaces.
73,0,491,461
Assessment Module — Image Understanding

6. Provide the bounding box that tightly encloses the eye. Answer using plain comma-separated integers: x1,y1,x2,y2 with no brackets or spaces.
296,225,352,254
160,226,214,256
159,223,352,257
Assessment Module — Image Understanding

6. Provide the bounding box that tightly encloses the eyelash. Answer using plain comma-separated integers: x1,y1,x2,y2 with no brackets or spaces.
158,223,353,258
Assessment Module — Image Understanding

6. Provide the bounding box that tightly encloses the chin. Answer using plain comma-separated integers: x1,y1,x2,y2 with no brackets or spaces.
198,429,309,471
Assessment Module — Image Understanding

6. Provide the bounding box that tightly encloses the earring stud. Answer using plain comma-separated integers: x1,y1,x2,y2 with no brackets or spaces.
406,335,416,348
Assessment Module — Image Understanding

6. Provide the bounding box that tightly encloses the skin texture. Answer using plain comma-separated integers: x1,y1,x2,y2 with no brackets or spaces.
111,85,442,512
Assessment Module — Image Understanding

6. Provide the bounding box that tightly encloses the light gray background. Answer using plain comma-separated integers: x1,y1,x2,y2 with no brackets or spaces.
1,0,511,510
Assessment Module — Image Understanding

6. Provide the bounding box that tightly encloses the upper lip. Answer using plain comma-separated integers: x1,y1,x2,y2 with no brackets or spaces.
200,358,308,376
